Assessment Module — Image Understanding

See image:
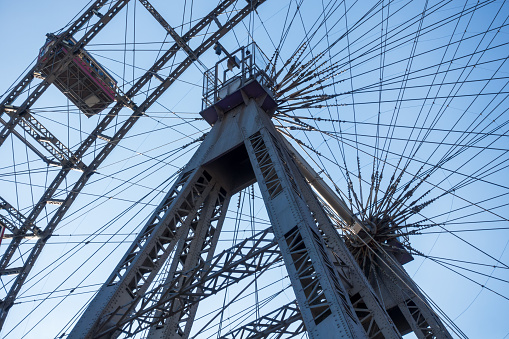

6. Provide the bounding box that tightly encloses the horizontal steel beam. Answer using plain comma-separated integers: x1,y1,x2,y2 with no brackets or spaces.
0,267,22,276
220,301,304,339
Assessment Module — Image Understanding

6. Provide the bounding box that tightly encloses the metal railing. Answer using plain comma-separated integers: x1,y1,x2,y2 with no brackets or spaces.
202,43,274,110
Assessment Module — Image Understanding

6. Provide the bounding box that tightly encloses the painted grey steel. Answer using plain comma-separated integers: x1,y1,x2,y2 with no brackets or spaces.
284,138,361,229
71,82,386,338
142,86,396,337
241,107,367,338
219,301,304,338
365,252,453,338
1,1,455,337
70,168,218,337
70,43,455,337
94,228,280,337
285,137,453,338
0,0,267,328
146,187,230,338
285,150,401,337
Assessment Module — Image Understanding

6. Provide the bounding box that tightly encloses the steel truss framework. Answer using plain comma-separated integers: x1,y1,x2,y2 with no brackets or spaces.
0,0,495,337
68,71,453,337
0,0,265,329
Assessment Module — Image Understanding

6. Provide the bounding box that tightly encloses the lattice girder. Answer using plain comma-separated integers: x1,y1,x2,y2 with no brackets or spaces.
219,301,304,338
70,168,217,337
147,186,230,338
0,0,268,327
94,229,280,337
370,256,453,339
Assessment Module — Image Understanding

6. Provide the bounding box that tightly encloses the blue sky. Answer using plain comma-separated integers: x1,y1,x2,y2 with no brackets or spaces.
0,0,508,338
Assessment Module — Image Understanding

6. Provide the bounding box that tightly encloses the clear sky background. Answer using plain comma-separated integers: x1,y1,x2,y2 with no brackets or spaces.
0,0,508,338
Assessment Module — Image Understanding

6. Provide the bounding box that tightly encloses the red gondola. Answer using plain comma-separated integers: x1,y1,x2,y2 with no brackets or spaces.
38,34,117,117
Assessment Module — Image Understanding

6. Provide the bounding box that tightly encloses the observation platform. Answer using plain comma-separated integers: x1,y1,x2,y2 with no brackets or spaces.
200,43,277,125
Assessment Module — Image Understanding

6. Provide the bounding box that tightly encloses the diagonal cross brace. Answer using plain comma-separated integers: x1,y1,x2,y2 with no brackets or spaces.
146,186,231,338
0,1,266,328
0,0,130,150
138,0,204,68
97,228,280,337
2,106,85,169
219,301,304,339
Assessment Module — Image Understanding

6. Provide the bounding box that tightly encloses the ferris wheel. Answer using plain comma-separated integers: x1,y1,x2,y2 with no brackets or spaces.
0,0,508,338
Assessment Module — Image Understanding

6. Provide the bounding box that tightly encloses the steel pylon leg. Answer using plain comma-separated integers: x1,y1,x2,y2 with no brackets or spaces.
146,187,230,338
240,106,368,338
374,256,453,339
69,168,220,338
283,149,402,338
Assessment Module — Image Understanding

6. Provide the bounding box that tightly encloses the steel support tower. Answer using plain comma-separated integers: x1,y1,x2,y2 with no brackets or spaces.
70,48,453,338
0,1,460,337
0,0,266,329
